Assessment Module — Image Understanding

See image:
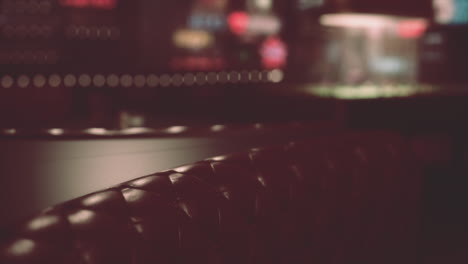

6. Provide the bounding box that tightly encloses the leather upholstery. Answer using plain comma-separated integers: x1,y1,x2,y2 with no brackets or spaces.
0,132,422,264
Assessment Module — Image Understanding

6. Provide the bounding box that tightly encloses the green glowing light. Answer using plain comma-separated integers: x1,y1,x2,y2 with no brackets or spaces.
305,84,436,100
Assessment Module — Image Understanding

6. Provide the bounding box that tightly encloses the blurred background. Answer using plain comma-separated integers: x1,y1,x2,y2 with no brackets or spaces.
0,0,451,128
0,1,468,261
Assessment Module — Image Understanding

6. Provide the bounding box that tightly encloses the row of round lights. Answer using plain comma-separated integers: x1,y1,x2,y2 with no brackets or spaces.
0,126,185,136
1,25,120,40
1,127,188,136
2,25,54,38
0,51,59,64
0,70,284,88
1,123,278,137
3,0,52,15
65,26,120,40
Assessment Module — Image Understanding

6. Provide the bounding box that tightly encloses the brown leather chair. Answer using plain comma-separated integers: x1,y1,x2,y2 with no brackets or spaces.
0,132,423,264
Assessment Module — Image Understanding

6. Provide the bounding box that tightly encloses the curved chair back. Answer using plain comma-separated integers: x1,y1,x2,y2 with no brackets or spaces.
0,132,422,264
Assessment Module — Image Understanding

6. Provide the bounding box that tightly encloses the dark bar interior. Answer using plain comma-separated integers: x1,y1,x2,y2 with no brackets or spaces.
0,0,467,263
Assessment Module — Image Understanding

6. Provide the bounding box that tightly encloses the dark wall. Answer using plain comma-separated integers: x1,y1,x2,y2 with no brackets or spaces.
350,0,433,17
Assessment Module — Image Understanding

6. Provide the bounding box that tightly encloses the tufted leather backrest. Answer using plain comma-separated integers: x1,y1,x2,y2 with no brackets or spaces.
0,132,423,264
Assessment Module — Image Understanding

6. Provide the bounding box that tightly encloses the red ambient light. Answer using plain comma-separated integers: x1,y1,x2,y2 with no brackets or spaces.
260,37,287,69
228,11,249,35
60,0,117,9
398,20,427,38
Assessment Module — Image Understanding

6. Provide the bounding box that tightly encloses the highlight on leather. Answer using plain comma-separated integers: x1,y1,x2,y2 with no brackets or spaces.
0,132,423,264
